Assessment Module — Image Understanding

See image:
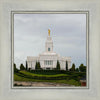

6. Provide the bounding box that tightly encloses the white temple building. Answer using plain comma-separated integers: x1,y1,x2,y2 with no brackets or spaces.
27,29,71,70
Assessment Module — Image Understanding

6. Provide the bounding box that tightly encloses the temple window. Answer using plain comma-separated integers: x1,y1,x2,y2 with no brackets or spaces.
48,48,50,51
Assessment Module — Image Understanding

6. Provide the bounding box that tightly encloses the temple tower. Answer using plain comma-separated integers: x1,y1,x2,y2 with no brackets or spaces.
45,29,53,52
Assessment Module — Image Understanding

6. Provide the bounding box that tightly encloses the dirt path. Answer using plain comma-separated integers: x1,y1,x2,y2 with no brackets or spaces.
14,81,75,87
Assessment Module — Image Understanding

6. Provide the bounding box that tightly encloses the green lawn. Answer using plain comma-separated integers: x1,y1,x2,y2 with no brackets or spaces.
14,70,86,86
14,74,81,86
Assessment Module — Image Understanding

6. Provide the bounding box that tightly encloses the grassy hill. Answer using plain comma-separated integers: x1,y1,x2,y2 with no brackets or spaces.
14,70,86,86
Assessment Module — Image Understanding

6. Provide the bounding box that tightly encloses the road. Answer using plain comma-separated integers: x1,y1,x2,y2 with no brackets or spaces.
14,81,75,87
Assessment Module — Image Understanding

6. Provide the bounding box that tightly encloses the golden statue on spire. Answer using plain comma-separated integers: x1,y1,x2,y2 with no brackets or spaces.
48,29,50,36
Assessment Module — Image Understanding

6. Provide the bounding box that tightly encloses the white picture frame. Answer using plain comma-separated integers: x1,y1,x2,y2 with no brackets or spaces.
0,0,100,100
11,11,89,89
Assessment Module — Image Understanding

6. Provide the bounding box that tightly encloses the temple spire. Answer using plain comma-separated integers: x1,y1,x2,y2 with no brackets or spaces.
48,29,50,36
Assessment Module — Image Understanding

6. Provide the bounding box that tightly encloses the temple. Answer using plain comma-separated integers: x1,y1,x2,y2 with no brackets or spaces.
27,30,71,70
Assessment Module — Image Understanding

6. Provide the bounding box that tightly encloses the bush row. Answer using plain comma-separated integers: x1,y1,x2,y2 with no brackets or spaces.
28,70,86,75
29,70,68,75
15,71,85,81
16,72,69,80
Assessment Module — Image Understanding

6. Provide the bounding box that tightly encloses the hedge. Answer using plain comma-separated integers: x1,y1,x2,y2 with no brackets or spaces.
15,71,86,81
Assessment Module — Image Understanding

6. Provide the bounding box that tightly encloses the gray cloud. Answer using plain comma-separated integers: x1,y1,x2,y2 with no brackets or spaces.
14,13,86,68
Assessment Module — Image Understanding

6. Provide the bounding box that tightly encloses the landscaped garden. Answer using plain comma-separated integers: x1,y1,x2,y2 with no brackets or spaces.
14,70,86,86
14,62,86,86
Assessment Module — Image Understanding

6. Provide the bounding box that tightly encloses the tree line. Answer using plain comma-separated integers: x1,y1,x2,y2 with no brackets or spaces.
14,60,86,72
68,63,86,72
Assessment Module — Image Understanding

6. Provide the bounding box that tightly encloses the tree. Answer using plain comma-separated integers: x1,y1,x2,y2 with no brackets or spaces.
79,64,86,72
28,68,31,71
56,60,60,70
20,63,25,70
35,62,37,70
14,63,16,70
69,68,72,71
14,63,19,73
26,61,28,70
38,62,41,69
35,61,41,70
75,68,79,72
66,61,68,71
71,63,75,71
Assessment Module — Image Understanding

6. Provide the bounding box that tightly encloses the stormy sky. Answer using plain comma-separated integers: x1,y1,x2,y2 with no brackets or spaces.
14,13,86,69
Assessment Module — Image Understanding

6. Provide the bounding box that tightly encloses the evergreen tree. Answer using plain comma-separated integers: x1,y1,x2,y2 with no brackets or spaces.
66,61,68,71
71,63,75,71
75,68,79,72
79,64,86,72
28,68,31,71
35,62,37,70
38,62,41,69
20,63,25,70
56,60,60,70
14,63,16,70
35,61,41,70
69,68,72,71
26,61,28,70
14,63,19,73
37,62,40,69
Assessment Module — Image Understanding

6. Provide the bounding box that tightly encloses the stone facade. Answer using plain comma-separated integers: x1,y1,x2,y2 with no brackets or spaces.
27,32,71,70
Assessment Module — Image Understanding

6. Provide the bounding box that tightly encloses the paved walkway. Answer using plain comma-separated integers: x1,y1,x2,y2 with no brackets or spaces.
14,81,75,87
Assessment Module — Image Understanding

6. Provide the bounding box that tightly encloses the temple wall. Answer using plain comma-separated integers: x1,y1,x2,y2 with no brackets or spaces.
27,56,71,70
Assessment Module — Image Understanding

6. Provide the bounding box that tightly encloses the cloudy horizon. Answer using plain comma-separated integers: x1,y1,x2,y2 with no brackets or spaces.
14,13,86,69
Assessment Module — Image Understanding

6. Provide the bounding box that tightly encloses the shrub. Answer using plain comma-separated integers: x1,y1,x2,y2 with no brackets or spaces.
20,64,25,70
14,63,19,73
71,63,75,71
75,68,79,72
66,61,68,71
35,62,41,70
25,61,28,70
79,64,86,72
56,60,60,70
15,71,85,81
